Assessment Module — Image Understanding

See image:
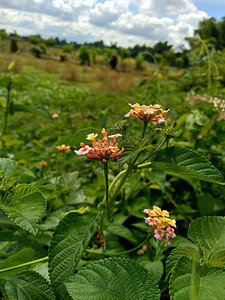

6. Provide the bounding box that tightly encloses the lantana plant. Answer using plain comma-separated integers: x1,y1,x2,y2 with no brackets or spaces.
0,102,224,299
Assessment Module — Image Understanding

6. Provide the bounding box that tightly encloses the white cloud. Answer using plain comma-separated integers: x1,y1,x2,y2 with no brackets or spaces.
0,0,210,48
135,0,198,16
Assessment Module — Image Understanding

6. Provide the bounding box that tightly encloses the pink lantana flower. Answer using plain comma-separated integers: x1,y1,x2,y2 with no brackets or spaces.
143,206,176,246
125,103,169,124
74,128,124,163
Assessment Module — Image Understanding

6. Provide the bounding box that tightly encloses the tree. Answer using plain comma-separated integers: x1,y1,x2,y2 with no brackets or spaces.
78,45,91,65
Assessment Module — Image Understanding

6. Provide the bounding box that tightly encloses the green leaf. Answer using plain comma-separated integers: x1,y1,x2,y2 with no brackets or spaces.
58,171,79,188
0,271,55,300
169,257,225,300
106,223,138,244
48,212,103,294
117,140,137,167
70,127,102,149
0,158,17,176
166,246,199,281
65,257,160,300
0,248,34,278
188,216,225,266
137,257,164,282
151,146,225,185
0,184,46,234
197,193,214,216
12,103,53,120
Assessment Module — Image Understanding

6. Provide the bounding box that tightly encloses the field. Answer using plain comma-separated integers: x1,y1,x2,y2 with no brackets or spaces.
0,39,225,299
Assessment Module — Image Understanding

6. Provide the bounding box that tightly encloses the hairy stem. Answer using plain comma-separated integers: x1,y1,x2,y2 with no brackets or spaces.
1,83,11,150
86,235,150,256
0,256,49,273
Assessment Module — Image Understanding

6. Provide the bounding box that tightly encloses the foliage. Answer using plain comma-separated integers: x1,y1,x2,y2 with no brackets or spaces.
0,23,225,298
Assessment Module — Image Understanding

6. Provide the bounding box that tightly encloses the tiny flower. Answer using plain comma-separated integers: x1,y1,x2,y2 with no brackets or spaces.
165,234,171,246
40,161,48,167
108,134,122,138
74,145,92,155
86,133,98,141
154,228,165,240
145,217,157,226
56,144,71,152
166,226,176,238
109,146,118,153
143,209,150,214
52,113,59,119
161,210,169,217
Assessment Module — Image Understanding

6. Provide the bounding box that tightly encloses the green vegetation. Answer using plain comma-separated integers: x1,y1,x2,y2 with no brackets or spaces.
0,17,225,299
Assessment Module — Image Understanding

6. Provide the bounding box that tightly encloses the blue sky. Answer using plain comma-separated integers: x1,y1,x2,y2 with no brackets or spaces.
194,0,225,20
0,0,224,48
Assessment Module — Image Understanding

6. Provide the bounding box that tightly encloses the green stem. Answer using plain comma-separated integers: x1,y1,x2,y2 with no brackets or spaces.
1,83,11,150
86,235,150,257
141,121,148,139
0,256,49,273
103,161,109,209
138,136,167,165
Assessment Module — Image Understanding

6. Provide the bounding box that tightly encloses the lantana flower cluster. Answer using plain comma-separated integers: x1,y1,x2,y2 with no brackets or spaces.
125,103,169,123
75,128,124,163
56,144,70,152
143,206,176,246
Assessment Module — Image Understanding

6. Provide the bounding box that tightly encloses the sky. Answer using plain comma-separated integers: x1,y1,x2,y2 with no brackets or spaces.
0,0,224,48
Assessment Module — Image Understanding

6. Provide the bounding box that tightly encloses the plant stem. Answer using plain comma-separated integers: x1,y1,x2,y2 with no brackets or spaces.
138,136,167,165
141,121,148,139
86,235,150,256
0,256,49,273
1,83,11,150
103,161,109,209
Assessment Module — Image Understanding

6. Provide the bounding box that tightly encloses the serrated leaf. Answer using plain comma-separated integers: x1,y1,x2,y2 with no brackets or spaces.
117,140,137,167
0,248,34,278
169,257,225,300
65,257,160,300
166,246,199,281
0,158,17,176
151,146,225,185
0,271,55,300
70,127,102,149
48,212,103,294
0,184,46,234
188,216,225,266
12,104,53,120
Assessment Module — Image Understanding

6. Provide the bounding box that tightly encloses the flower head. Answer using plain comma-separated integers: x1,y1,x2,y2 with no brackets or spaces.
143,205,176,246
74,128,124,163
40,161,48,167
52,113,59,119
56,144,71,152
125,103,169,124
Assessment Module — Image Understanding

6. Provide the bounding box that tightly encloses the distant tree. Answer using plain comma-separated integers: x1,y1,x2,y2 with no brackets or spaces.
44,38,56,47
152,41,172,55
0,29,7,40
120,48,130,59
135,53,144,70
29,35,41,45
110,55,118,69
10,38,18,53
218,17,225,48
78,45,91,65
62,44,74,53
195,17,220,49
